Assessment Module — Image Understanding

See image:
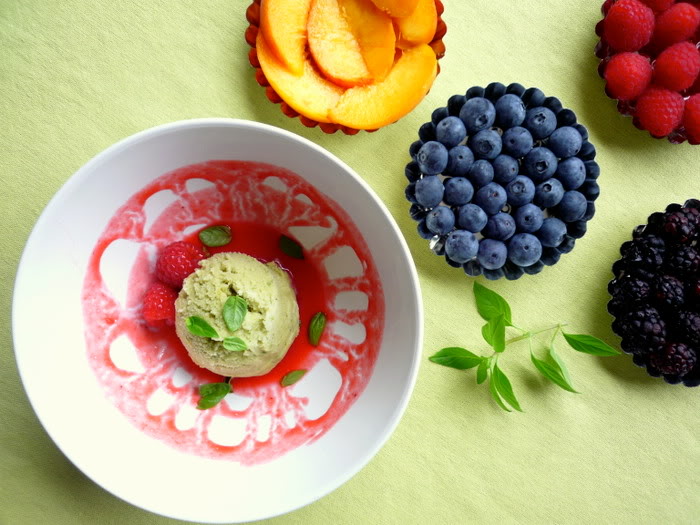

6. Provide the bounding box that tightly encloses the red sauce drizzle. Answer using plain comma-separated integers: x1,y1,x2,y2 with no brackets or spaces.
81,161,385,465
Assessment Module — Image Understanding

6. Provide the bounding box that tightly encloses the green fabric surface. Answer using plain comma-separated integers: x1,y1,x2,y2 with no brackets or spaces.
1,0,698,523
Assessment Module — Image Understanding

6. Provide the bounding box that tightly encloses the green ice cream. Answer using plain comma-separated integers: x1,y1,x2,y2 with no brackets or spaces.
174,252,300,377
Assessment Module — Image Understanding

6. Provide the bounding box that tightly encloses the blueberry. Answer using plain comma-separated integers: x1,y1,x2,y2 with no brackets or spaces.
579,142,596,160
555,157,586,190
467,159,494,187
543,96,563,114
506,83,526,97
445,145,474,176
405,161,421,182
534,178,565,208
580,179,600,201
524,107,557,139
484,82,507,102
547,126,583,158
457,203,488,232
466,86,486,99
483,268,505,280
508,233,543,267
463,260,483,276
557,108,577,128
415,176,444,208
409,140,423,159
445,253,462,268
585,161,600,179
443,177,474,206
553,191,587,222
583,201,596,221
537,217,567,247
522,260,545,275
574,123,588,141
419,122,436,142
478,238,508,270
445,230,479,263
425,205,455,235
522,87,546,108
436,116,467,148
501,126,533,157
459,97,496,134
417,219,434,240
448,94,467,116
567,220,587,239
469,129,502,160
503,261,525,280
514,203,544,233
492,154,519,185
473,182,507,215
432,107,449,125
405,182,418,204
409,203,427,222
541,247,561,266
482,212,516,241
416,141,449,175
523,147,558,182
495,94,526,129
558,235,576,253
505,175,535,207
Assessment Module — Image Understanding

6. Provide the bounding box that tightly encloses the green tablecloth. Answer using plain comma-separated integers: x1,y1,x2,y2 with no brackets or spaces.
2,1,698,523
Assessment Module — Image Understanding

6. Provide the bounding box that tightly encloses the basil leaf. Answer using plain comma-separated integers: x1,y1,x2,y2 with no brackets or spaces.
308,312,326,346
196,382,231,410
186,316,219,339
279,235,304,259
198,225,232,247
223,337,247,352
482,315,506,352
429,347,484,370
562,333,620,356
530,350,578,393
488,376,511,412
281,369,307,387
476,359,489,384
473,282,512,326
493,364,523,412
223,295,247,332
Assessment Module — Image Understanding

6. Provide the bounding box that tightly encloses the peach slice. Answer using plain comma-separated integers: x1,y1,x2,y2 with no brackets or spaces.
368,0,420,17
339,0,397,82
395,0,438,47
308,0,373,87
328,44,437,129
256,33,345,123
260,0,312,76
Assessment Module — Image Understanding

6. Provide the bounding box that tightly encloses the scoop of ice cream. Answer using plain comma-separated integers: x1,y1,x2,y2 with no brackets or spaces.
174,252,300,377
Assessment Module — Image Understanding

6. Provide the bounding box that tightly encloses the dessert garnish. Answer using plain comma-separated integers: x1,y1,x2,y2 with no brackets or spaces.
430,282,619,412
196,383,232,410
279,234,305,259
280,369,308,387
198,225,233,247
308,312,327,346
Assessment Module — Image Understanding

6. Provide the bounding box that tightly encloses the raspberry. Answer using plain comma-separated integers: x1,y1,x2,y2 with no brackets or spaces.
653,274,685,307
604,52,653,100
613,307,667,352
652,2,700,48
142,282,178,328
649,342,697,376
662,206,700,243
640,0,675,12
604,0,656,51
635,87,685,137
683,94,700,145
653,41,700,91
155,241,207,288
666,244,700,275
675,310,700,345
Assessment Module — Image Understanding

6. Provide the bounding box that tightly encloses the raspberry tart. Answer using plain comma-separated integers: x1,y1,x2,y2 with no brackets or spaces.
608,199,700,386
404,82,600,280
596,0,700,144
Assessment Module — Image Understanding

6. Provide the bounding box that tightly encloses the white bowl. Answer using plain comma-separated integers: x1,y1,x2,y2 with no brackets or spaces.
12,119,423,523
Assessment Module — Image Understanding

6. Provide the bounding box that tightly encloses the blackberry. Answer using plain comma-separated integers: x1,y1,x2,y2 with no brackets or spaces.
666,245,700,276
661,207,700,244
675,310,700,346
649,343,697,377
607,276,650,316
652,275,685,308
619,235,665,279
612,307,666,351
685,278,700,306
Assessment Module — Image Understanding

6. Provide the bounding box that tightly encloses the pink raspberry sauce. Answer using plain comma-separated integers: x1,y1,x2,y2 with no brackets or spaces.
82,160,385,465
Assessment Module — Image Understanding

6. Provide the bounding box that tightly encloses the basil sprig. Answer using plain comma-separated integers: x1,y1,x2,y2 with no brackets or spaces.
197,382,231,410
198,225,232,247
281,370,307,387
308,312,327,346
429,282,620,412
